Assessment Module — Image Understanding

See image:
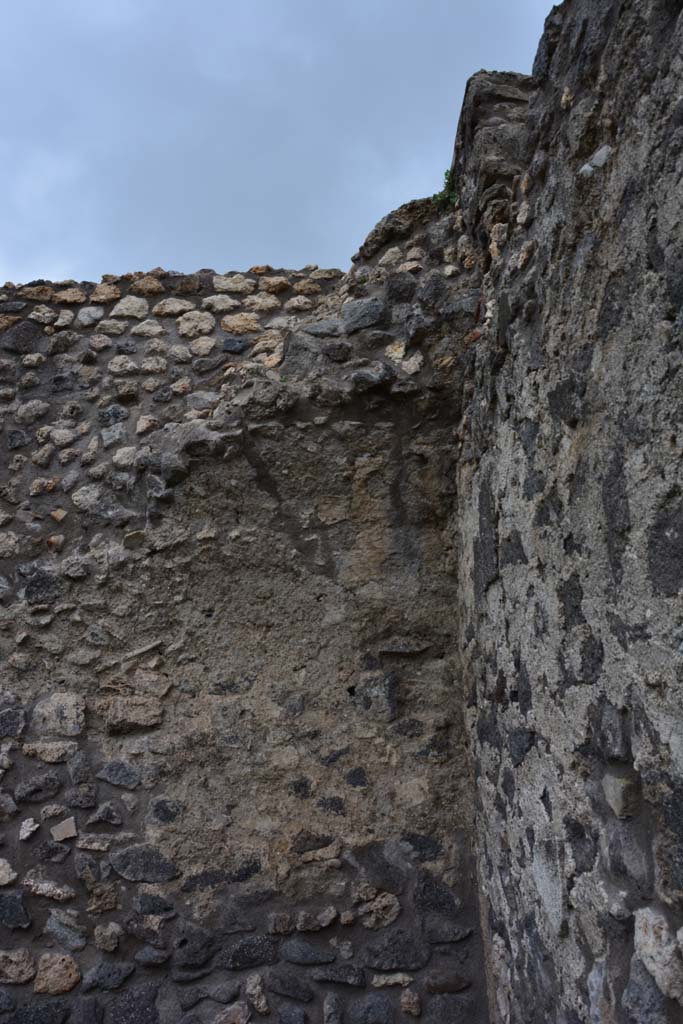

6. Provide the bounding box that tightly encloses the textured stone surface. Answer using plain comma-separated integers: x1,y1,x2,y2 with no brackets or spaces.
0,2,679,1020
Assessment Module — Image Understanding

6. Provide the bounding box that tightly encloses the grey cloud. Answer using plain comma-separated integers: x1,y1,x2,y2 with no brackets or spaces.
0,0,550,283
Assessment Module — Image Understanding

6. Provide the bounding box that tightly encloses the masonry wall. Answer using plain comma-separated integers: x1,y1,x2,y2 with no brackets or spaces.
1,1,683,1022
454,2,683,1022
0,193,489,1019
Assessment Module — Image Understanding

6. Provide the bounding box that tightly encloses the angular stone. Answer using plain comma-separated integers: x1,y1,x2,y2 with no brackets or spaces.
347,994,393,1024
2,319,42,354
220,313,262,334
359,892,400,930
267,969,314,1003
15,399,50,424
0,860,17,886
312,965,366,986
66,783,97,809
15,772,61,803
96,695,163,734
602,770,640,819
111,296,149,319
0,949,36,984
177,311,215,338
0,891,31,929
622,953,669,1023
110,844,179,883
363,929,431,971
400,989,421,1017
0,707,25,738
109,982,160,1024
0,793,17,821
23,740,78,763
92,922,122,953
277,1009,306,1024
246,973,269,1014
134,946,170,966
82,960,135,992
44,909,87,951
342,298,385,333
22,870,75,902
19,818,39,841
33,953,81,994
634,907,683,1005
371,973,412,988
425,972,471,993
32,692,85,736
87,801,123,827
281,937,335,966
153,297,195,317
96,760,141,789
76,306,104,327
323,994,342,1024
50,817,77,841
221,936,279,970
213,274,255,295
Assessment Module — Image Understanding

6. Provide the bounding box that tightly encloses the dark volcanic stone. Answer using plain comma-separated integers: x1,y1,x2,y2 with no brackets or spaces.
342,298,385,333
45,908,88,950
0,707,25,737
423,994,474,1023
0,793,17,820
363,929,431,971
267,969,315,1002
135,946,170,966
648,501,683,596
8,1003,69,1024
402,833,443,862
25,569,62,606
323,994,343,1024
134,893,176,919
14,772,61,803
426,972,471,993
425,917,473,944
87,801,123,827
68,751,92,784
82,960,135,991
96,760,141,789
278,1009,307,1024
110,844,179,883
0,891,31,929
347,994,393,1024
109,983,160,1024
146,795,182,824
177,987,210,1011
2,319,42,354
37,839,70,864
66,783,98,808
221,935,279,969
414,870,459,916
281,937,336,966
0,990,15,1012
173,923,217,968
70,998,104,1024
312,965,365,986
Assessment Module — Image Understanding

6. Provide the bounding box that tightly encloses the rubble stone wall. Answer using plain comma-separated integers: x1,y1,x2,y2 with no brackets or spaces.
0,1,682,1022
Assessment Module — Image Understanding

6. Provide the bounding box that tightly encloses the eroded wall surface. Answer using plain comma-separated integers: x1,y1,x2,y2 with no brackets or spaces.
455,2,683,1022
0,195,489,1020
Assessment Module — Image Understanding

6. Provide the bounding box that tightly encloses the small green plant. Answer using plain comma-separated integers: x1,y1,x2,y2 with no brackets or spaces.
432,167,459,211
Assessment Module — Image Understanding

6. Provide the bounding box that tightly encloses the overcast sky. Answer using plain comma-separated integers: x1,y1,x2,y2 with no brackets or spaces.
1,0,550,284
